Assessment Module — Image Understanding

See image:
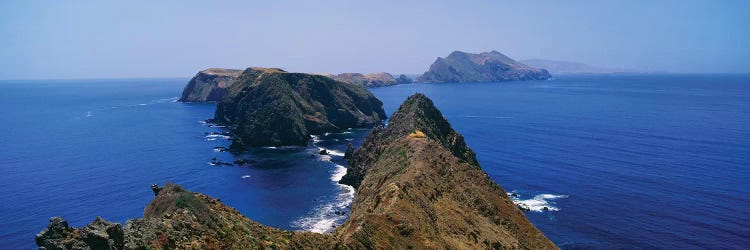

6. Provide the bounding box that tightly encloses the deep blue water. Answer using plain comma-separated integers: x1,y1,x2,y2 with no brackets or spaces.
1,74,749,248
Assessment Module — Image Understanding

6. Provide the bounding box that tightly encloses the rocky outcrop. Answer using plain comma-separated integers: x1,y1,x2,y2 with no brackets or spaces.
214,67,386,148
38,184,342,249
331,72,402,88
36,217,124,250
336,93,556,249
340,93,477,188
417,51,551,83
179,68,243,102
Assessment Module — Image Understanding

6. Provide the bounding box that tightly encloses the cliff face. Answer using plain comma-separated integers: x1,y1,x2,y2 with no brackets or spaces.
340,93,477,188
332,72,403,88
214,67,386,148
416,51,551,83
179,68,243,102
335,93,556,249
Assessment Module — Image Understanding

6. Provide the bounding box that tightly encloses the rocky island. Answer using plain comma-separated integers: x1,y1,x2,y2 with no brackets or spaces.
179,68,243,102
416,51,551,83
37,93,556,249
213,67,386,149
330,72,413,88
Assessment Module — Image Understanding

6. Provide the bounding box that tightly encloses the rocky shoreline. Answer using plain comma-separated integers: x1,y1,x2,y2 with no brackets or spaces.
37,93,556,249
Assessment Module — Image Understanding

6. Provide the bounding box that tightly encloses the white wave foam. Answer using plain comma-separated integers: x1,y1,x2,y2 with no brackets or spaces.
293,205,339,233
138,103,148,106
318,147,345,157
508,192,567,212
293,143,356,233
312,135,322,143
158,97,179,103
85,111,93,117
331,164,347,182
205,134,231,140
293,173,355,233
241,175,251,179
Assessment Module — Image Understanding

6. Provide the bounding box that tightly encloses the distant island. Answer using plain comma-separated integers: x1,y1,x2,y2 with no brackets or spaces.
181,70,413,102
520,59,629,74
416,51,551,83
179,51,557,103
329,72,413,88
37,94,556,249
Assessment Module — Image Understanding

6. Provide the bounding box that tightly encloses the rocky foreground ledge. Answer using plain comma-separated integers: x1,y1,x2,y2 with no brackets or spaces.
37,94,556,249
37,183,341,249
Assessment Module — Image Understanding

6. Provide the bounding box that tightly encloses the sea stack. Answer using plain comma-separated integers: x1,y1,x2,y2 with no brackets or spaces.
213,67,386,149
336,93,556,249
417,51,551,83
179,68,243,102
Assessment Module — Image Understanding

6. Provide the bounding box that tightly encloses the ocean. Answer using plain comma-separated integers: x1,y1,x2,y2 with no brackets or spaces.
1,74,748,248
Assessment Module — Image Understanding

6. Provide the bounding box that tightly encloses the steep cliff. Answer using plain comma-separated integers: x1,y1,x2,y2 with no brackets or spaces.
179,68,243,102
340,93,477,188
417,51,551,83
335,93,556,249
214,67,386,148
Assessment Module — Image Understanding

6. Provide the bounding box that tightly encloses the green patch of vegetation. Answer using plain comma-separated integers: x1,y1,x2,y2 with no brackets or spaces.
176,193,194,209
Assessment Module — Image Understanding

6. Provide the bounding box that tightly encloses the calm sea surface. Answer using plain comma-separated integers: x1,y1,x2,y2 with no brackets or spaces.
1,74,748,248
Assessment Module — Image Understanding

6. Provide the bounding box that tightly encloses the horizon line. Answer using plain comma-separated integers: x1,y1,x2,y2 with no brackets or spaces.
5,72,750,82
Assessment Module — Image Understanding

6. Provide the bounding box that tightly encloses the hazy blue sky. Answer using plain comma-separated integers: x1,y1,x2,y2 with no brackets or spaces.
1,0,748,79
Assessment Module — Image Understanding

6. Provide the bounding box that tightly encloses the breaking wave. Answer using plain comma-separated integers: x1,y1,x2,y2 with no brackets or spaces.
508,192,568,212
293,144,355,233
205,134,231,141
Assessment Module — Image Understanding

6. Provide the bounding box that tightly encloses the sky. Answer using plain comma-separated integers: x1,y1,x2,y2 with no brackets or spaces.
0,0,748,80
